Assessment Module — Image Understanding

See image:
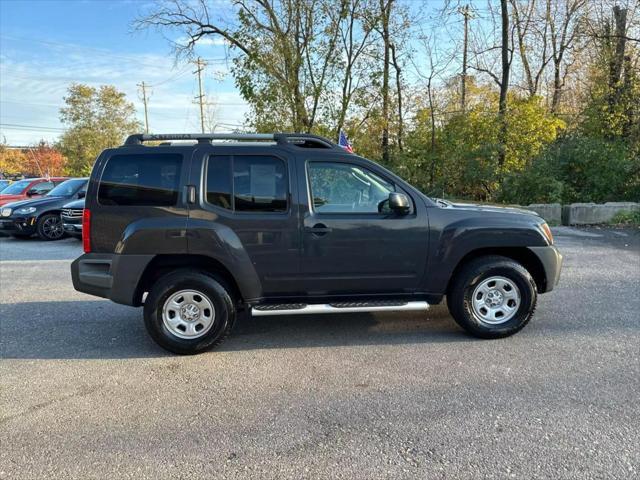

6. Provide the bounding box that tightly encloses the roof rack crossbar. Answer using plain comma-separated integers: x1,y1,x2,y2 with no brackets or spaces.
124,132,340,149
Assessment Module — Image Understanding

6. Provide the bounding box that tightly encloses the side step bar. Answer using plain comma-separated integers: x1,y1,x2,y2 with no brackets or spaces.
251,301,430,317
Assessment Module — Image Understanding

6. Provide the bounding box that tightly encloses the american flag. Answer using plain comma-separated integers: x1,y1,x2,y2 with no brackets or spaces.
338,130,354,153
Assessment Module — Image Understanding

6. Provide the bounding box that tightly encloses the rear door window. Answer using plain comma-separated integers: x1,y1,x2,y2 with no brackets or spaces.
98,153,182,206
33,181,54,194
233,156,287,212
205,155,287,213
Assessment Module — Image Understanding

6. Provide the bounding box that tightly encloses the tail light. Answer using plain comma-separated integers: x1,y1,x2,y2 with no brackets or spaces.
82,208,91,253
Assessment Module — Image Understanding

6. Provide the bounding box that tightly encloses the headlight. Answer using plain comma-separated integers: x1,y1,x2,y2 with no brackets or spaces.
0,208,11,217
16,207,37,214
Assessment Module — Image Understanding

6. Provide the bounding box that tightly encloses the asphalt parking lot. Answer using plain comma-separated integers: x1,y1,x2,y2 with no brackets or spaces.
1,227,639,479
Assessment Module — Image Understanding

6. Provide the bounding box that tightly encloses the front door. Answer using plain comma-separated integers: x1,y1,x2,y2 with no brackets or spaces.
298,158,429,296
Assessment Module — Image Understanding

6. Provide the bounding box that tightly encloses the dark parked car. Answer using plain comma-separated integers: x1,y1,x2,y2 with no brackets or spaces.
72,133,562,354
0,178,87,240
0,177,68,206
61,198,84,238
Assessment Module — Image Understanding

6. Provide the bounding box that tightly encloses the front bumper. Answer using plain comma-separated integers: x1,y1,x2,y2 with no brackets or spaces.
71,253,154,306
63,222,82,236
0,216,37,234
528,245,563,293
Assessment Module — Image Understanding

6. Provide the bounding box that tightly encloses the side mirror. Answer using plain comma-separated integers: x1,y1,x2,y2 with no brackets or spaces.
388,192,411,215
26,188,38,197
77,191,86,199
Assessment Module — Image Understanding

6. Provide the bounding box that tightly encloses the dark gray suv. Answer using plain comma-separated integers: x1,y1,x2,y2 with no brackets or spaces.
72,133,562,354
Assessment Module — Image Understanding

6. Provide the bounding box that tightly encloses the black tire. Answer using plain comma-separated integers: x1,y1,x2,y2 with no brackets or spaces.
36,213,65,241
447,255,537,339
143,269,236,354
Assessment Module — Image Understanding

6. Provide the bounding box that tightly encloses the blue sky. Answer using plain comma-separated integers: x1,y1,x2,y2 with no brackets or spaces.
0,0,248,145
0,0,468,146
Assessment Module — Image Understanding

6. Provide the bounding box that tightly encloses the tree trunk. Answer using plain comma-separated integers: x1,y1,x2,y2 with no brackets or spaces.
608,6,628,113
498,0,510,173
512,0,535,97
427,76,437,188
390,42,403,152
380,0,392,164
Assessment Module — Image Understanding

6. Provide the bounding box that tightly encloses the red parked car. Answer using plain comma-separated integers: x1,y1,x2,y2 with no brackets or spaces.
0,177,68,206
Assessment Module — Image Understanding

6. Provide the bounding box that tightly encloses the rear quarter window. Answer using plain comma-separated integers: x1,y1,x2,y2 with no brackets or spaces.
98,153,182,206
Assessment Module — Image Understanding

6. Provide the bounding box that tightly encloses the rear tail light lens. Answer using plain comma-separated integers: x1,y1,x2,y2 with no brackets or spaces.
82,209,91,253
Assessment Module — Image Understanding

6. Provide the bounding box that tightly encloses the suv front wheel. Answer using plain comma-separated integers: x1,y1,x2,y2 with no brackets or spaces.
144,270,236,354
447,255,537,339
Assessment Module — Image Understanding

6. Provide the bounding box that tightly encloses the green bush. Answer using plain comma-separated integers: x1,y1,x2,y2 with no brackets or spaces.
499,135,639,204
610,210,640,225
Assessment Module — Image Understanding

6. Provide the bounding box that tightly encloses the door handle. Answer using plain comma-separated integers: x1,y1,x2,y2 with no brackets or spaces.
305,223,332,236
184,185,196,204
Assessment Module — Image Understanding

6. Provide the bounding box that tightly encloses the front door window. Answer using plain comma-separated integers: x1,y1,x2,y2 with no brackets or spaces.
308,162,394,214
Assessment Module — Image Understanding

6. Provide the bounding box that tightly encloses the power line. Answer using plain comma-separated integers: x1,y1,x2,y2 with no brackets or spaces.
0,122,65,132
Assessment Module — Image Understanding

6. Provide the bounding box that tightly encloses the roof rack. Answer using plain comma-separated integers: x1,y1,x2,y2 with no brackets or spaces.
124,133,339,150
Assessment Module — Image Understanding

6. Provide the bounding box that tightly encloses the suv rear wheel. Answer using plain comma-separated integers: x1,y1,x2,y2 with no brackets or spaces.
143,270,236,354
447,255,537,339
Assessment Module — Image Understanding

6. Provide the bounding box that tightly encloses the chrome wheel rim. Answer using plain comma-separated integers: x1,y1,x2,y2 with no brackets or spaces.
162,289,215,339
471,276,521,325
42,216,64,239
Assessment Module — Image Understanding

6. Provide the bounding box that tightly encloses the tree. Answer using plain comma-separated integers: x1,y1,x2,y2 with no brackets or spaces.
24,141,67,177
333,0,377,137
58,84,140,175
0,144,27,176
139,0,346,133
547,0,588,113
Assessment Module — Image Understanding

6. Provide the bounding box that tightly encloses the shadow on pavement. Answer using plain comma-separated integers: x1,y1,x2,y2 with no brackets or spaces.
0,300,470,360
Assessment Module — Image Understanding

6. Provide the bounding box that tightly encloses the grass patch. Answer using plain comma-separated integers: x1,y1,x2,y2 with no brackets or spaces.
609,210,640,226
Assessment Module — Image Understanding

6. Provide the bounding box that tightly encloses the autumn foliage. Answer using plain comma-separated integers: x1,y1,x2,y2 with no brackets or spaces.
0,141,67,178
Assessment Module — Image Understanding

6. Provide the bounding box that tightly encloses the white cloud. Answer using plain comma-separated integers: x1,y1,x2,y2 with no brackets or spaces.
0,38,248,145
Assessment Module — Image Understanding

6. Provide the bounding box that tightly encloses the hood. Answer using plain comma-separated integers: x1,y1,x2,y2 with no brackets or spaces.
62,198,85,209
2,196,69,211
435,198,539,218
0,194,27,205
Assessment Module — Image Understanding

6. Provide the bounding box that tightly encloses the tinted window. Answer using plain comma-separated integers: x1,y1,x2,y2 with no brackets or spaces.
1,180,31,195
46,178,86,197
98,154,182,206
308,162,394,213
233,156,287,212
32,181,54,194
206,156,232,209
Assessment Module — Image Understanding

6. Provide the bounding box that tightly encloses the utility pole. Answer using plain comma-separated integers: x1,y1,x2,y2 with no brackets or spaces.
459,4,471,113
137,81,150,133
193,57,206,134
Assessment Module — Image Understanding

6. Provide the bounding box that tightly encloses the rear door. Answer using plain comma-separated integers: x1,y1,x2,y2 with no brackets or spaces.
188,146,300,296
89,147,192,253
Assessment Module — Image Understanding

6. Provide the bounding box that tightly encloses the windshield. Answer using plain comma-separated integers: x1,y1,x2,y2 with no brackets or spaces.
1,179,31,195
0,181,10,192
46,178,86,197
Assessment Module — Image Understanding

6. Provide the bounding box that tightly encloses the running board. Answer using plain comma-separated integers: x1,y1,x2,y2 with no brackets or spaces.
251,301,430,316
